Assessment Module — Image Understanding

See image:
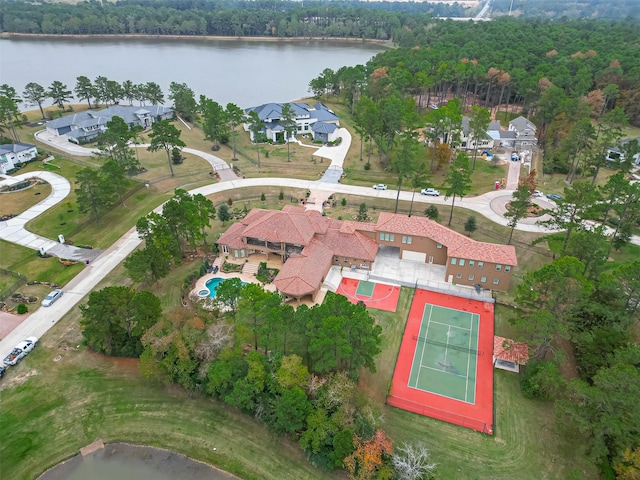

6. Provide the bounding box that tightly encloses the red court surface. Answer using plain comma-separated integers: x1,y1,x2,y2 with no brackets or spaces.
337,278,401,312
388,289,495,434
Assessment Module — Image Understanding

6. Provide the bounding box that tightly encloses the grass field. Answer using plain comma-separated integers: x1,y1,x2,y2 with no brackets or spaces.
0,181,52,217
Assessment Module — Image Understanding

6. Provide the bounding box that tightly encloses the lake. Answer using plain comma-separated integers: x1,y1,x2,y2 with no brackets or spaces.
0,36,386,108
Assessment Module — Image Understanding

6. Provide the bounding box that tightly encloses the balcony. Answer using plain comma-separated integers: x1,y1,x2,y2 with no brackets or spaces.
247,238,266,247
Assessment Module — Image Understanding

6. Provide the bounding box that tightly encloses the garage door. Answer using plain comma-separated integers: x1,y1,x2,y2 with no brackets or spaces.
402,250,427,262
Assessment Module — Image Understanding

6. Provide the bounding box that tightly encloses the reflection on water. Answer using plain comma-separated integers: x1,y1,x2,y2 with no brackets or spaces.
39,443,236,480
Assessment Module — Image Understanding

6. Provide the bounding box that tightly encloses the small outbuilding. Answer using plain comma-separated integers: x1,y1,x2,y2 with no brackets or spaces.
493,336,529,373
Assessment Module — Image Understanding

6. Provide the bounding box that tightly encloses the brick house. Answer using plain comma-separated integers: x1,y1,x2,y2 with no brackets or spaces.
217,207,517,301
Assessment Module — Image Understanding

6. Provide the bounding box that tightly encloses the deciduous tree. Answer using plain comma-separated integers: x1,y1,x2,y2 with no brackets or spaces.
443,152,472,226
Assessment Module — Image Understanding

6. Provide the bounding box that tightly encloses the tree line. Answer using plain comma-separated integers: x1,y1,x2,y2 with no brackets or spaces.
79,276,437,478
1,0,461,40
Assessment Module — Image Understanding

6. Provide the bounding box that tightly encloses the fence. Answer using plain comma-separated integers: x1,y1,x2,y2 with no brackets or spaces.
0,269,27,303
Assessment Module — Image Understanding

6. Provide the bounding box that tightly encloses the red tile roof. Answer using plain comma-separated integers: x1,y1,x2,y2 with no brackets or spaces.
241,208,329,245
217,221,246,249
493,336,529,365
274,239,334,297
376,212,517,266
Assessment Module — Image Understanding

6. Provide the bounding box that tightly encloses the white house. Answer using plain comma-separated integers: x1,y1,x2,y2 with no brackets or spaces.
606,137,640,166
244,102,340,144
45,105,174,144
508,116,537,150
460,116,495,150
0,143,38,174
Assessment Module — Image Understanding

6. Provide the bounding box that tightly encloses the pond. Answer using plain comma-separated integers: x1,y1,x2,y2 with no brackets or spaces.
38,443,236,480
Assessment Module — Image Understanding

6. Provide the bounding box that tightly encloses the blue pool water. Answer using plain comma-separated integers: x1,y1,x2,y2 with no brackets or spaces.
204,277,246,298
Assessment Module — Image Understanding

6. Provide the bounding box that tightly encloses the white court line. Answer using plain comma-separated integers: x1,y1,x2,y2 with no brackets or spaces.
408,303,431,387
465,313,474,402
422,364,468,379
414,304,434,389
429,319,471,331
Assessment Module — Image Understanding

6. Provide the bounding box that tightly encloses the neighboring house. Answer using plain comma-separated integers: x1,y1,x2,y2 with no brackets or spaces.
243,102,340,143
0,143,38,174
218,207,517,301
460,116,495,150
606,137,640,166
493,336,529,373
508,116,537,150
45,105,174,144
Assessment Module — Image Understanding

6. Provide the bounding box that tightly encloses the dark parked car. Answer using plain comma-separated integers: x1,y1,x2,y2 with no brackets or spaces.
546,193,562,201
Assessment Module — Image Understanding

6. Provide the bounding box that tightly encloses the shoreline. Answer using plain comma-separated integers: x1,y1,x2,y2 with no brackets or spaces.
38,442,241,480
0,32,395,48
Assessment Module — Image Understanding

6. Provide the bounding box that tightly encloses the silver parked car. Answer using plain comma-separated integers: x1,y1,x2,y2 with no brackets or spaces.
373,184,388,190
42,289,63,307
421,188,440,196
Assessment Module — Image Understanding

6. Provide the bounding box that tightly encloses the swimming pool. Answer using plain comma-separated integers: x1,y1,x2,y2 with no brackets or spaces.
200,277,246,298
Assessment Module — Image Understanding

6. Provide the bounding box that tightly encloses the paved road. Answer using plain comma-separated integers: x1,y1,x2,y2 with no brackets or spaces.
2,134,639,362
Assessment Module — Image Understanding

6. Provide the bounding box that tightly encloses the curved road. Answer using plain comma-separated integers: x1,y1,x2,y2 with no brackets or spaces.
2,137,638,362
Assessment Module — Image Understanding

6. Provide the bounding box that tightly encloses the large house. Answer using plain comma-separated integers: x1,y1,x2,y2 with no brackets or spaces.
244,102,340,144
508,116,537,150
45,105,174,144
218,207,517,301
606,137,640,166
0,143,38,174
460,116,495,151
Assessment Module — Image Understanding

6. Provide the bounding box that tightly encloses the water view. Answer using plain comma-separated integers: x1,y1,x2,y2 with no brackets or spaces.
38,443,234,480
0,37,386,108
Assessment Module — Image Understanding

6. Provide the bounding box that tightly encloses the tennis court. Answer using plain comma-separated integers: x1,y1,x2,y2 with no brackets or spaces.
337,278,400,312
408,305,479,403
388,289,495,434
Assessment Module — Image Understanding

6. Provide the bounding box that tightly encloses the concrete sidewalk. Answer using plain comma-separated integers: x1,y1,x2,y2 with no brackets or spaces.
0,171,101,259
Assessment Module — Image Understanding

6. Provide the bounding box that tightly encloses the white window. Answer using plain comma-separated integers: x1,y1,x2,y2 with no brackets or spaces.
344,258,349,263
496,264,502,271
233,249,239,258
221,245,229,254
334,256,339,262
437,243,443,249
380,233,385,241
468,275,474,281
481,276,487,283
240,249,245,258
402,236,407,244
469,260,475,267
505,266,511,272
451,258,457,265
459,259,465,266
456,273,462,279
407,236,412,245
493,278,500,285
478,262,484,269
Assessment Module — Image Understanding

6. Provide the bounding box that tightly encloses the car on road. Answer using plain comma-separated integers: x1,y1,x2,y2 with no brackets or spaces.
546,193,562,201
42,289,63,307
421,188,440,196
3,337,38,366
533,190,544,197
373,184,388,190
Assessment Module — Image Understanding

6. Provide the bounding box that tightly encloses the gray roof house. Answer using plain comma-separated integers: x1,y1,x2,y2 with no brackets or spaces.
0,143,38,174
508,116,537,150
244,102,340,143
606,137,640,166
45,105,174,144
460,116,495,150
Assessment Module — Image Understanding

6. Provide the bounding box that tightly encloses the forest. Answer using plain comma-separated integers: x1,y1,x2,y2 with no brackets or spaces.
0,0,462,39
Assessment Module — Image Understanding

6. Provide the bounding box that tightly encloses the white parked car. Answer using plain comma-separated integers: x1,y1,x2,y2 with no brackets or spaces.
421,188,440,196
42,289,63,307
3,337,38,366
373,184,388,190
533,190,544,197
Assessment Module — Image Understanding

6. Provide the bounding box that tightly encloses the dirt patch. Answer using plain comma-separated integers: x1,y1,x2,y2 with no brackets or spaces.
0,368,38,390
87,351,140,373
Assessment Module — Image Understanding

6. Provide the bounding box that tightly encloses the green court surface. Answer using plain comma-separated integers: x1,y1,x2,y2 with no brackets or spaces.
408,305,480,403
355,280,375,297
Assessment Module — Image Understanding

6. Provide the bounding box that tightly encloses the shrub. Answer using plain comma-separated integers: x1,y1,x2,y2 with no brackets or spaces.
364,162,371,170
341,198,347,206
425,205,439,221
260,193,266,201
520,360,564,400
17,303,28,314
279,190,284,201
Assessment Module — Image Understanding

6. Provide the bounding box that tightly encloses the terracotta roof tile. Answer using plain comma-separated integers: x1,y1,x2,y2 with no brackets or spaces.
241,208,329,245
217,221,246,249
376,212,517,266
274,239,333,297
493,336,529,365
